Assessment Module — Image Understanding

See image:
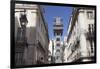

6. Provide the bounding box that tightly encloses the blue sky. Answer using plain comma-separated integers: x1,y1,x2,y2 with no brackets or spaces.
42,5,73,41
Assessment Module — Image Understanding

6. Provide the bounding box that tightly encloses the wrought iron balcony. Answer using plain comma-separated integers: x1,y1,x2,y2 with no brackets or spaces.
86,24,95,54
86,24,94,40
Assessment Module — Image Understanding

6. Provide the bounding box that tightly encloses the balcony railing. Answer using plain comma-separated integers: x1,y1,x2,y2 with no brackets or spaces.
86,24,94,40
53,26,63,30
86,24,94,54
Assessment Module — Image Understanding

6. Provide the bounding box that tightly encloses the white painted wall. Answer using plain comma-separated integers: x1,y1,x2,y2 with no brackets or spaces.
78,10,88,57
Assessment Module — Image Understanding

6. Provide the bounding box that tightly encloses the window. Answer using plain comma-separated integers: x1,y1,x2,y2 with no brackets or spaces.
88,24,94,53
87,11,94,19
56,38,60,41
56,43,60,46
88,24,94,33
56,49,60,52
56,56,59,60
56,33,60,35
89,40,94,53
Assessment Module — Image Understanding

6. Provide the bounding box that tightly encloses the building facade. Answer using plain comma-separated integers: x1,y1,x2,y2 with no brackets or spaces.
65,7,95,62
15,4,49,66
63,36,68,62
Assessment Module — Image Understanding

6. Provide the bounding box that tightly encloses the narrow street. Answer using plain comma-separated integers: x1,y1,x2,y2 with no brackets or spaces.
14,3,96,67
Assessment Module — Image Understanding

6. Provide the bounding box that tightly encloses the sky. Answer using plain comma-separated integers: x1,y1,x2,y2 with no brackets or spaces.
42,5,73,41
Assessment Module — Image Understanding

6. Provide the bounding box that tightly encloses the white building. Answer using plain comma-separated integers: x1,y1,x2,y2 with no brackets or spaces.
65,7,95,62
15,4,49,66
63,36,68,62
48,40,53,63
